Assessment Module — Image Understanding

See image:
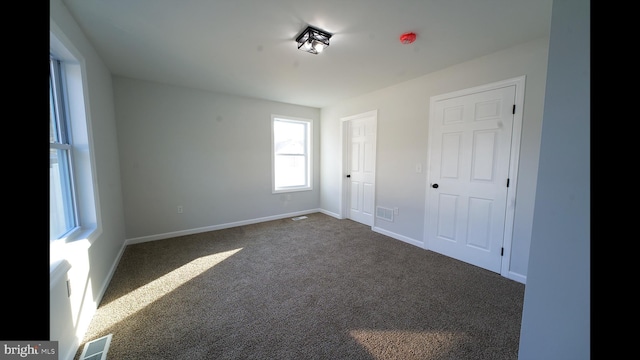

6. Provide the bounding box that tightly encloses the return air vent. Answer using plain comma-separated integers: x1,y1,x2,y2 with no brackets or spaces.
79,334,112,360
376,206,394,222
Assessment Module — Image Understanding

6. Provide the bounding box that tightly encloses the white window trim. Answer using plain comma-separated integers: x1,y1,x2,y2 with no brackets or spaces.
271,114,313,194
50,23,102,270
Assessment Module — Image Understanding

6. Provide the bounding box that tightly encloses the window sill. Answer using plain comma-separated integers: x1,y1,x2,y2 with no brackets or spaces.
272,187,313,194
50,225,101,275
63,224,100,245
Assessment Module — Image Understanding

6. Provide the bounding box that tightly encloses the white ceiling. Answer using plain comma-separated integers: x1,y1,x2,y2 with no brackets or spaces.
61,0,553,108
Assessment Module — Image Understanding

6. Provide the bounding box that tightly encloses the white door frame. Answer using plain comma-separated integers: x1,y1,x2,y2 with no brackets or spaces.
340,110,378,226
424,76,526,282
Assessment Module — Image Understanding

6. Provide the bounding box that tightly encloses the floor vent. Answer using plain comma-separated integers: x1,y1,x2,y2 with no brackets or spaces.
292,216,308,221
79,334,113,360
376,206,394,221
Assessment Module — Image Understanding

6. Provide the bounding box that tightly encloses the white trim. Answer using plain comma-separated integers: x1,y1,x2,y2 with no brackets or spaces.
372,226,423,249
319,208,341,219
423,76,526,282
50,25,103,257
95,242,127,306
340,119,348,219
505,270,527,284
126,209,321,245
501,76,526,281
271,114,313,194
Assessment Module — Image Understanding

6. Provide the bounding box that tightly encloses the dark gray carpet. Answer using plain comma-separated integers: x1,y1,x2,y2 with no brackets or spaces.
74,212,525,360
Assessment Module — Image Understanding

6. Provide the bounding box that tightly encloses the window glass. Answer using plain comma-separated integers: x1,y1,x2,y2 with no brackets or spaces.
272,116,312,193
50,57,78,240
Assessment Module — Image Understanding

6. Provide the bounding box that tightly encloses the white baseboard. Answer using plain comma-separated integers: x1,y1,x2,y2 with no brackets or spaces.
505,271,527,284
318,208,342,219
372,226,424,249
125,209,322,245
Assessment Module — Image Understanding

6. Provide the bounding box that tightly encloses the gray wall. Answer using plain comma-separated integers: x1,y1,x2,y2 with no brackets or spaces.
518,0,590,358
50,1,127,359
114,78,321,241
320,36,550,281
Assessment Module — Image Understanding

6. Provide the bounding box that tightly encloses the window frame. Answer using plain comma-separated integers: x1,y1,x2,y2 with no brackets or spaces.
271,115,313,194
50,55,80,241
50,26,102,270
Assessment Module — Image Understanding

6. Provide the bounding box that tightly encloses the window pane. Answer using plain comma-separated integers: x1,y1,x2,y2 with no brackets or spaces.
50,57,77,240
50,148,75,239
50,77,60,143
274,154,306,188
274,121,305,155
272,116,311,192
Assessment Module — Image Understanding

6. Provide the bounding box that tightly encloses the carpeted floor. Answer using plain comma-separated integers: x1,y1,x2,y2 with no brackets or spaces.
74,212,525,360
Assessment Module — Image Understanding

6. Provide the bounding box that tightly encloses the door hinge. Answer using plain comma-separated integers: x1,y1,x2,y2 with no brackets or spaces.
506,178,510,187
512,104,516,114
501,247,504,256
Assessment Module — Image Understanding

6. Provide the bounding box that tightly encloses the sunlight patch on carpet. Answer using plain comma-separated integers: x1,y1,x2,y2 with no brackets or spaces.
349,329,468,359
91,248,243,334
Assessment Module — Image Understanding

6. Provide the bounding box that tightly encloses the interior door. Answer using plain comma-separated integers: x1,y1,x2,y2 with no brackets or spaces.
344,111,377,226
425,85,516,273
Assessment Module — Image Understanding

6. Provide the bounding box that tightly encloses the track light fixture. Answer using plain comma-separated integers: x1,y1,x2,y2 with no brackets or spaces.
295,25,332,54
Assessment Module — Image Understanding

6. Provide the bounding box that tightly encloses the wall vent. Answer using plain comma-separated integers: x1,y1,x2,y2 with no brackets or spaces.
376,206,394,221
79,334,112,360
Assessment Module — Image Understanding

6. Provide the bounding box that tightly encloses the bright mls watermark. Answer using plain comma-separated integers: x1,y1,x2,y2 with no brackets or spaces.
0,341,57,359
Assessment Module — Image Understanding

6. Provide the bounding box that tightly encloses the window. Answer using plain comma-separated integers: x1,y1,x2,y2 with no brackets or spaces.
271,115,312,193
50,56,78,240
49,29,100,260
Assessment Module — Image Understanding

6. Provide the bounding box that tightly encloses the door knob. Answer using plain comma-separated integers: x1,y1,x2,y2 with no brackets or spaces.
346,174,351,178
432,183,439,188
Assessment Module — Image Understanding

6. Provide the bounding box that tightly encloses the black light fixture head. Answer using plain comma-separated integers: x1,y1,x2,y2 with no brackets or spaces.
296,25,332,54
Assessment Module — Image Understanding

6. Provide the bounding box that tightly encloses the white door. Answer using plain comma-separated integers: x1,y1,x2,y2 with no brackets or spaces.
343,111,377,226
425,84,517,273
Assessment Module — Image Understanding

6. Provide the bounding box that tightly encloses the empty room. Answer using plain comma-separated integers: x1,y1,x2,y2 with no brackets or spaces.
44,0,589,359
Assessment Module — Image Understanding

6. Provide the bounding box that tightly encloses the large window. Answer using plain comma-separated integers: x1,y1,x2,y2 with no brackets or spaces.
271,115,312,193
50,29,100,276
50,56,78,240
